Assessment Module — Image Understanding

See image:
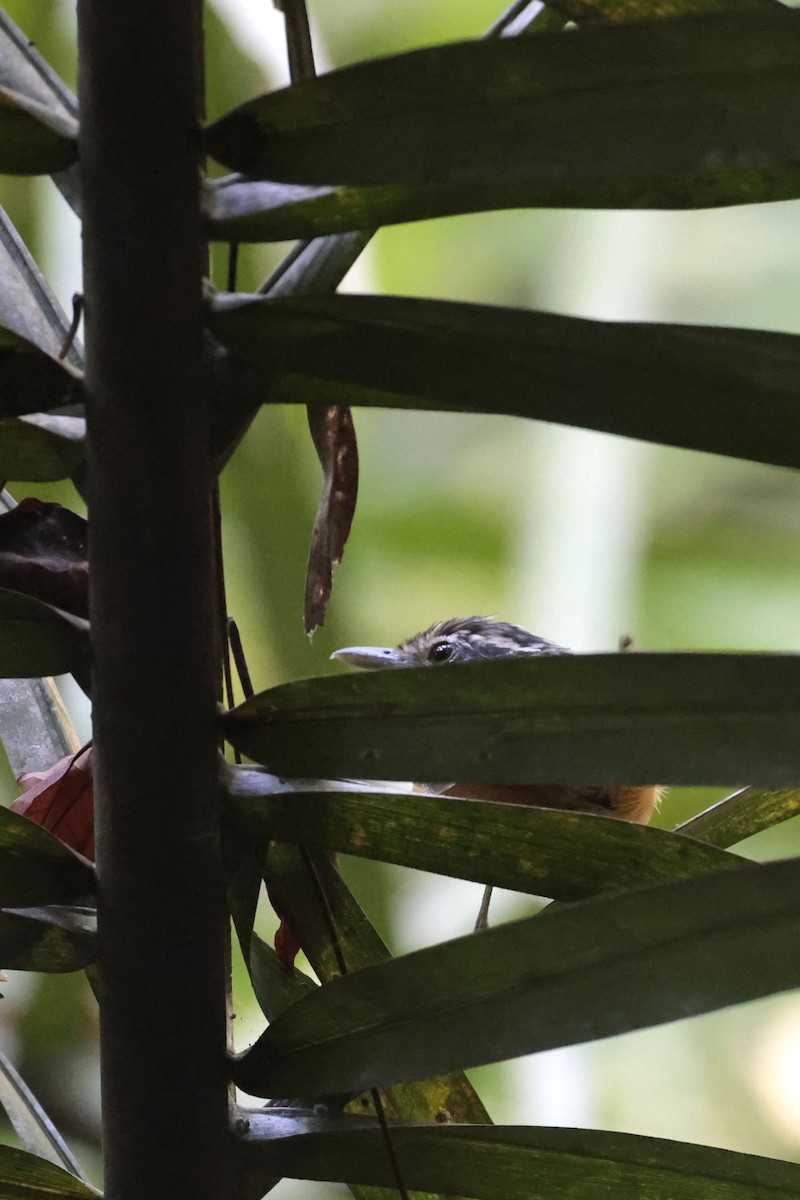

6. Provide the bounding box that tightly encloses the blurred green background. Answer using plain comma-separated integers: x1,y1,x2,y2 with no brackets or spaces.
3,0,800,1192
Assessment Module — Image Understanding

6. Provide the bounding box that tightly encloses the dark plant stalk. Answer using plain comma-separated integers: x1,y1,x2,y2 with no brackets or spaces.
78,2,230,1197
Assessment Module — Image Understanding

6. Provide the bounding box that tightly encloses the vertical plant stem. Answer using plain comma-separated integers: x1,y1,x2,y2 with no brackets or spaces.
78,3,230,1198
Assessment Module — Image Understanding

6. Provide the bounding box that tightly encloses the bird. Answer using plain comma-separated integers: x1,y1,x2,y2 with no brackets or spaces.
331,615,662,929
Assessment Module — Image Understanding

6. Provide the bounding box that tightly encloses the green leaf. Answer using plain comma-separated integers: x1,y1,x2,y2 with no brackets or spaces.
0,86,77,176
555,0,778,18
675,787,800,847
0,587,90,681
0,906,96,972
0,331,82,418
0,9,80,214
0,1048,89,1181
0,805,94,906
227,773,740,901
225,652,800,789
233,854,800,1097
0,206,82,368
264,843,491,1124
205,9,800,238
250,933,318,1022
0,416,85,482
0,1142,97,1196
207,294,800,470
236,1114,800,1200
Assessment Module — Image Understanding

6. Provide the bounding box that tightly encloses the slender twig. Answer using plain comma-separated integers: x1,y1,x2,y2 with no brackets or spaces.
58,293,83,361
228,618,254,701
485,0,541,36
474,884,494,933
273,0,315,82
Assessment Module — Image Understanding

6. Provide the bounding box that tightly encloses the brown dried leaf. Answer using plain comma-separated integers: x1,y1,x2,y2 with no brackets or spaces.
13,746,94,860
0,497,87,618
304,404,358,634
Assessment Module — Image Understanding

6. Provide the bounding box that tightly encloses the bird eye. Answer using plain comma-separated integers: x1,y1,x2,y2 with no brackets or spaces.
429,641,455,663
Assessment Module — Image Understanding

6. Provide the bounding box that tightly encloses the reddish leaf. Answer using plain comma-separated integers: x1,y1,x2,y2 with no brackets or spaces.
12,747,94,860
0,498,87,618
304,405,358,635
274,912,303,970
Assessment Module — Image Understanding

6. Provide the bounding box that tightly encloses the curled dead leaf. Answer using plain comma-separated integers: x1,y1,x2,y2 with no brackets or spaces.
304,405,358,635
13,746,94,860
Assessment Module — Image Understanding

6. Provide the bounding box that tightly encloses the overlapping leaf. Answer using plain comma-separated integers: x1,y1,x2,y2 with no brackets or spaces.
0,1048,89,1180
0,906,95,973
225,652,800,788
205,8,800,241
0,8,81,213
264,843,491,1125
0,587,89,681
0,1142,96,1196
0,329,80,419
0,205,82,368
227,774,740,901
0,85,77,176
13,747,95,862
675,786,800,847
234,854,800,1097
0,804,93,906
0,417,86,482
236,1114,800,1200
208,294,800,470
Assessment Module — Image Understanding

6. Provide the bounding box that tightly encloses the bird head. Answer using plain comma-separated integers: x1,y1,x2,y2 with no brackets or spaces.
331,616,568,670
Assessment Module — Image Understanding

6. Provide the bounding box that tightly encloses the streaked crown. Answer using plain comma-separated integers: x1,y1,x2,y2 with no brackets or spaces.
398,616,567,665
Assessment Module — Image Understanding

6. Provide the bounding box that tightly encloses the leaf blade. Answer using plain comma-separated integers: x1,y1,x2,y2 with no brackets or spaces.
0,906,96,973
0,587,90,681
205,9,800,233
237,1115,800,1200
208,294,800,470
227,775,741,901
225,652,800,789
0,1142,97,1196
234,855,800,1097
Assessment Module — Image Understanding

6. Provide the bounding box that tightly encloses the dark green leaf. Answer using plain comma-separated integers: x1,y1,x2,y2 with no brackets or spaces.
0,333,82,417
228,773,740,901
264,843,491,1124
0,906,96,972
0,805,94,906
0,417,85,482
260,231,372,300
208,294,800,470
236,1114,800,1200
0,86,77,175
225,652,800,789
205,9,800,236
250,933,318,1022
234,855,800,1097
0,9,80,214
675,787,800,847
0,587,89,680
0,206,82,369
0,1142,97,1196
0,1048,89,1181
554,0,778,18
